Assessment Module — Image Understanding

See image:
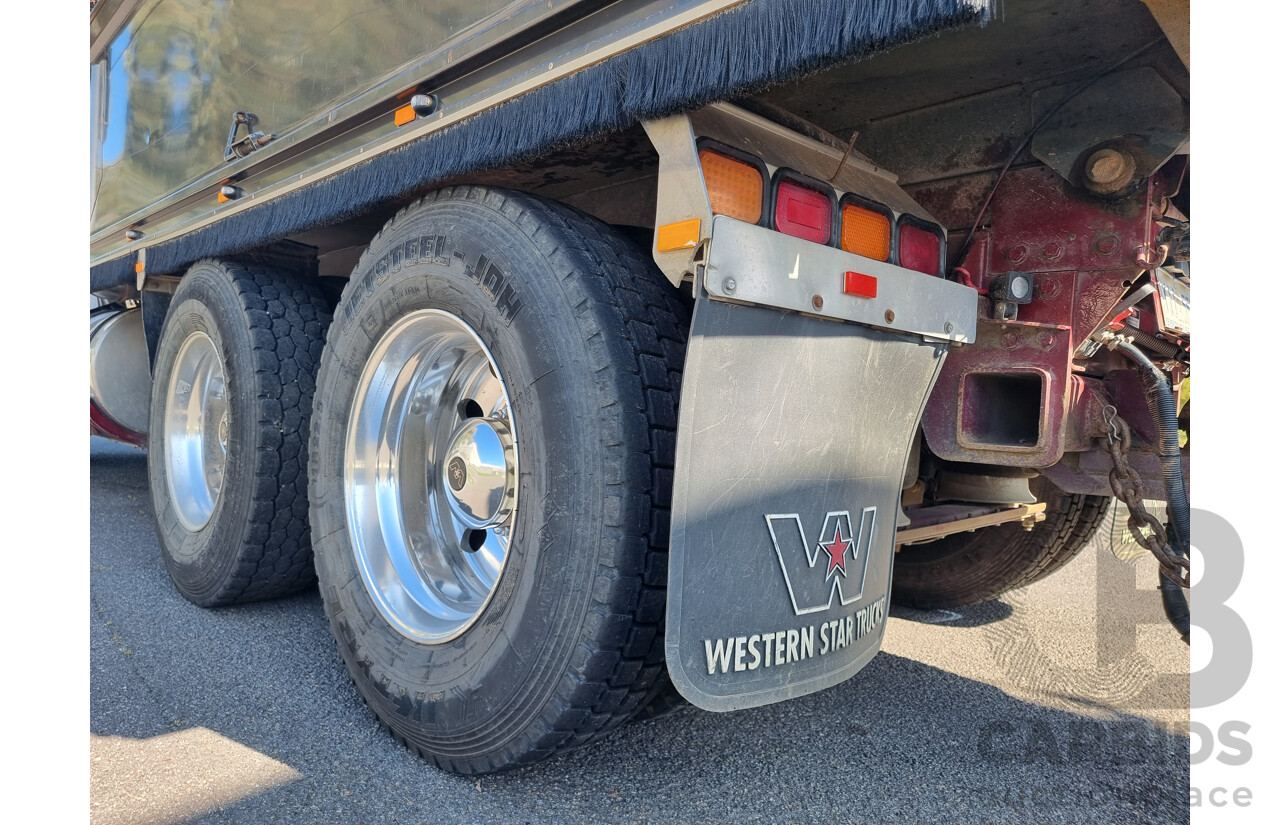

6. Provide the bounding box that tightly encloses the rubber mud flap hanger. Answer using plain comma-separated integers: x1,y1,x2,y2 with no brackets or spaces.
224,112,276,162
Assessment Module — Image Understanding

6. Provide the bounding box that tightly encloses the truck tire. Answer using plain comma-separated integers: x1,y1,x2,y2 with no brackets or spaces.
147,259,331,607
307,186,687,774
890,480,1110,609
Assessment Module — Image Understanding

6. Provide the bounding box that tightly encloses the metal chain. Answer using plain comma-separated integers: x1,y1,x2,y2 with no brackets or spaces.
1101,406,1191,588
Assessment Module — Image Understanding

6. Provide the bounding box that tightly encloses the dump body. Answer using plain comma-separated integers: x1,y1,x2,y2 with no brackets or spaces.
90,0,593,232
90,0,772,272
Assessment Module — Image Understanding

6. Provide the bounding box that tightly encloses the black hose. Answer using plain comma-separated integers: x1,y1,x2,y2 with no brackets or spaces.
1127,328,1182,360
1113,340,1190,643
1159,572,1191,645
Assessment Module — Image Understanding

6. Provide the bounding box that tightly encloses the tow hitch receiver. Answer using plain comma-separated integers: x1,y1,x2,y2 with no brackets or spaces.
665,217,977,711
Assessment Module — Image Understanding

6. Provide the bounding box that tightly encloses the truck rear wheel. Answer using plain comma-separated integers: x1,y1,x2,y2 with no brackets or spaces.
891,479,1110,609
308,186,687,774
147,259,331,606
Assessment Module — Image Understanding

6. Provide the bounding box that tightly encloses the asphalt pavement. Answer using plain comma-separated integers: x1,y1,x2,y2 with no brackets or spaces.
90,436,1190,824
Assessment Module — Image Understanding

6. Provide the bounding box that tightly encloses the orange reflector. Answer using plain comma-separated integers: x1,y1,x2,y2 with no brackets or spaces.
844,270,878,298
394,105,416,127
656,219,701,252
840,202,892,261
134,262,144,274
699,148,764,224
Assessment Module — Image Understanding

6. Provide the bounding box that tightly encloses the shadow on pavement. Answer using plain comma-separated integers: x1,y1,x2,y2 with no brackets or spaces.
90,439,1188,825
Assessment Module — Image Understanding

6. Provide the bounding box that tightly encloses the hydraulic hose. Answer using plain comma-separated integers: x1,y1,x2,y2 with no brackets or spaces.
1113,339,1191,643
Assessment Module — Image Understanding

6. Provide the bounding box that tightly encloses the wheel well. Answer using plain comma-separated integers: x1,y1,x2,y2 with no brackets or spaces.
282,123,661,281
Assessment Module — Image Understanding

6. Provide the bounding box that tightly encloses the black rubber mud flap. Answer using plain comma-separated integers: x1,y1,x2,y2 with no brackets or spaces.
665,296,948,711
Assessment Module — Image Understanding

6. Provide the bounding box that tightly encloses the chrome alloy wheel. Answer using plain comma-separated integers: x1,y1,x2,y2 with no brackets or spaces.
345,310,519,644
164,330,230,533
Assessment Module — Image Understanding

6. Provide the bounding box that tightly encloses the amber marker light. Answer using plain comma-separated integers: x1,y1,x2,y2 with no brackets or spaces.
698,145,765,224
840,198,892,261
394,105,417,127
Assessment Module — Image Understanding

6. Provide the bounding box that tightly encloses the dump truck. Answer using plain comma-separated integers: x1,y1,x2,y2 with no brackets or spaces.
89,0,1192,773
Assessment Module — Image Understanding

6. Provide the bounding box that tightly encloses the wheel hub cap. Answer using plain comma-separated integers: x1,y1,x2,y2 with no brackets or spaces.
345,309,519,644
442,418,515,528
164,330,229,533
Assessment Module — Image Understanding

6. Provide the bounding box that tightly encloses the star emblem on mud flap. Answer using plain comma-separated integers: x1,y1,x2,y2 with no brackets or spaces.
765,509,876,615
819,523,851,579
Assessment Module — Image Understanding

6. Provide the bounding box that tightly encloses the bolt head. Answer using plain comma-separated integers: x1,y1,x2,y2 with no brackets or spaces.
723,277,737,293
811,295,824,311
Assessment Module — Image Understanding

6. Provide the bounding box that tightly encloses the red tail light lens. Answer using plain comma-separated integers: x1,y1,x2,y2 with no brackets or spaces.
773,175,835,245
898,219,945,276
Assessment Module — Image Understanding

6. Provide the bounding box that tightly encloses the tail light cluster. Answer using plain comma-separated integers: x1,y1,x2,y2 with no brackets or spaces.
696,140,946,277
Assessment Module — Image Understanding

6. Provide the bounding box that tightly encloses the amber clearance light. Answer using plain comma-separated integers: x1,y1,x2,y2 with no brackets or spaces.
698,146,765,224
840,197,892,262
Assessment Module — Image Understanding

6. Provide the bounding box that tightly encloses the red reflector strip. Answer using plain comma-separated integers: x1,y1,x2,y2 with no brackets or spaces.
774,179,832,244
844,271,878,298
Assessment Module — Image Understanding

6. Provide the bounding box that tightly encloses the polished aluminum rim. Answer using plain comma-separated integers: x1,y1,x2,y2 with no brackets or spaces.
164,330,229,533
345,310,519,644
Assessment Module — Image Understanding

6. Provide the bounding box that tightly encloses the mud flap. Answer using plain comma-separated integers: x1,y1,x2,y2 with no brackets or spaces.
664,218,975,711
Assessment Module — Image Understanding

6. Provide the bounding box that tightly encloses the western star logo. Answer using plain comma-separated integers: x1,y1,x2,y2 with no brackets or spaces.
696,508,886,678
447,456,467,491
765,509,876,615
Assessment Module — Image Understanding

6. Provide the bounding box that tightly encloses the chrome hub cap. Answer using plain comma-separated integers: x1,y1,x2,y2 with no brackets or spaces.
345,310,519,643
442,418,516,528
164,331,229,533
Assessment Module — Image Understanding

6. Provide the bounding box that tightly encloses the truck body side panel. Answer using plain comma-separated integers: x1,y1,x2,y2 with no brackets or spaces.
90,0,580,233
